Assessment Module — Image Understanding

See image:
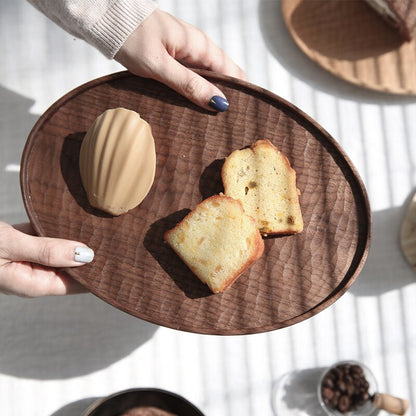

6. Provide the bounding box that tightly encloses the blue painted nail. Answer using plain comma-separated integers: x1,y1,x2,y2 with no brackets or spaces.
74,246,94,263
209,95,229,112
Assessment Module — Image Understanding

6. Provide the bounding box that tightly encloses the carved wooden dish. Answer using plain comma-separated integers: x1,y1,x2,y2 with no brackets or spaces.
20,71,371,335
281,0,416,95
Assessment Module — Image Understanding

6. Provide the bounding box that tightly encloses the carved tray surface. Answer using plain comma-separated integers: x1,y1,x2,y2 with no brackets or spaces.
21,71,371,334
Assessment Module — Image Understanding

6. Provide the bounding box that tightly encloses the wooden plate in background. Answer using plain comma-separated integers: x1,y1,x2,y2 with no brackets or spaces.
401,191,416,272
20,70,371,335
281,0,416,95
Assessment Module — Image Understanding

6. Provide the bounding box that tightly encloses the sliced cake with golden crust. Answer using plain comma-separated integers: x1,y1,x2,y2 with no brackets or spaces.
222,139,303,236
164,195,264,293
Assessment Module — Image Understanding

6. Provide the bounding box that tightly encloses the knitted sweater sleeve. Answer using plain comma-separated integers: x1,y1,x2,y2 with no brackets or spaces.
27,0,157,58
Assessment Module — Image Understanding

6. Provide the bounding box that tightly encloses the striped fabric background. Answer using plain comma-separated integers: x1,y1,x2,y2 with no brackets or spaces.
0,1,415,415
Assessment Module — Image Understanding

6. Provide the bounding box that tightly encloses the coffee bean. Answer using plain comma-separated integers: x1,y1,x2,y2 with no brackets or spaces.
330,390,341,408
322,387,334,403
337,379,347,393
332,367,343,379
322,377,335,389
338,395,351,413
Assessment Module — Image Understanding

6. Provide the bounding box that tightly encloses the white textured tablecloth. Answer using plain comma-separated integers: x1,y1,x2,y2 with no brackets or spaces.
1,1,415,415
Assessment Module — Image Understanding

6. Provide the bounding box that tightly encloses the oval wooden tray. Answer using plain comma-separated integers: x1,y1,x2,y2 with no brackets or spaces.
281,0,416,95
20,71,371,335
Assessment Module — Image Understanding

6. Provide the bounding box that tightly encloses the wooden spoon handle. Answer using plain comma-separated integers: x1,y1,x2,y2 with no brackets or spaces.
372,393,409,415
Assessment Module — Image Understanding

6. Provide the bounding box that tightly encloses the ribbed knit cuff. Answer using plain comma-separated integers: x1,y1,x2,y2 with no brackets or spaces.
88,0,157,59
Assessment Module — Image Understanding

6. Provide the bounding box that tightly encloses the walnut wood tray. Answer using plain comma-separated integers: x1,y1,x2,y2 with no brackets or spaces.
281,0,416,95
20,71,371,335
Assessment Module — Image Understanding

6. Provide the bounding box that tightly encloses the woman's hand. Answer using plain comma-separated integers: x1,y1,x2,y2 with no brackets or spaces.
115,9,246,112
0,221,94,297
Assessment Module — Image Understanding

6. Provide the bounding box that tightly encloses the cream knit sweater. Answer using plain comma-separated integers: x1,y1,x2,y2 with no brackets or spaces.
27,0,157,58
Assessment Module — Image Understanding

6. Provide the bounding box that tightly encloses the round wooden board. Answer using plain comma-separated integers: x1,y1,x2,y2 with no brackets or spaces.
20,70,371,335
281,0,416,95
401,191,416,272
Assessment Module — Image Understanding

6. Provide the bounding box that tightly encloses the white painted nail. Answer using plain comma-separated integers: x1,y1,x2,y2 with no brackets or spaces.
74,247,94,263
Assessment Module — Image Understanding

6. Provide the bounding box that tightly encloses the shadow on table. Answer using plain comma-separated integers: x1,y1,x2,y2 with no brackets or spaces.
50,397,99,416
349,203,416,296
258,0,416,105
271,367,326,415
0,293,158,379
0,86,39,224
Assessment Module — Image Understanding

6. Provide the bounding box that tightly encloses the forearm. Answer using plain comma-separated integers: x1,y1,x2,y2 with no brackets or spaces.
27,0,157,58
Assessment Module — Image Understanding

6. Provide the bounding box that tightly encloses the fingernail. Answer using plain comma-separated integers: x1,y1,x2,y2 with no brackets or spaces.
74,246,94,263
208,95,229,112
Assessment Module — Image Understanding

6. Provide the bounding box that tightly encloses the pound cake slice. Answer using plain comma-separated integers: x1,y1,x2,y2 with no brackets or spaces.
164,195,264,294
222,139,303,236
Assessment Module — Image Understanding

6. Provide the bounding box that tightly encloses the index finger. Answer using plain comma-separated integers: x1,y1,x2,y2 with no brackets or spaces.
168,19,247,80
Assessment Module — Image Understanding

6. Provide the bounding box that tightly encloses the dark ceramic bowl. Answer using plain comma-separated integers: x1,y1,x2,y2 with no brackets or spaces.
82,388,205,416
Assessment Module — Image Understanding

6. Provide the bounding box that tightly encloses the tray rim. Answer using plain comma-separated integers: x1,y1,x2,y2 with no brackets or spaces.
20,70,372,335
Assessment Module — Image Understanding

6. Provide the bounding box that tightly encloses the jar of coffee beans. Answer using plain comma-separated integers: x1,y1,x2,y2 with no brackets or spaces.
318,361,379,415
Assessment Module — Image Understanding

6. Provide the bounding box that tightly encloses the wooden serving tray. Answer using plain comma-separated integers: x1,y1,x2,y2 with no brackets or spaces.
20,71,371,335
281,0,416,95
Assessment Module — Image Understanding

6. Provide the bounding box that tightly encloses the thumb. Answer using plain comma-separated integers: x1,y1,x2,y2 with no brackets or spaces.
2,225,94,267
154,56,230,112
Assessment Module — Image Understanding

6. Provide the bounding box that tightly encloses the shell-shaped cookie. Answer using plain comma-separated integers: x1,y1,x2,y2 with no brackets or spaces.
79,108,156,216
